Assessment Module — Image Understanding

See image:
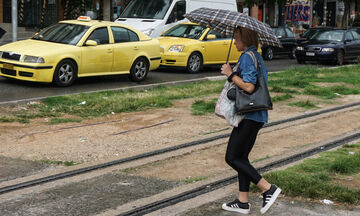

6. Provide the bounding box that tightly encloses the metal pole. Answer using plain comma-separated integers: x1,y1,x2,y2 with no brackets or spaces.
11,0,18,41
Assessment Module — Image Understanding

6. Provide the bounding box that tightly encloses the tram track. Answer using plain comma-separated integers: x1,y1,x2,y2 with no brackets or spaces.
118,130,360,216
1,102,360,196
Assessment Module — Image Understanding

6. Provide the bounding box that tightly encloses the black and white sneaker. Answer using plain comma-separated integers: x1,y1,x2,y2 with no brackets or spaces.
260,184,282,214
222,199,250,214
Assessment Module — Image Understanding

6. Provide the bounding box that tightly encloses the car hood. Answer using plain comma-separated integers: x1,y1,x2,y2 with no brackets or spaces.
158,36,199,50
0,39,77,56
300,40,341,47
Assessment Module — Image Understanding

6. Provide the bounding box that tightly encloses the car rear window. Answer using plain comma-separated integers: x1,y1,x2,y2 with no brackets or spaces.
111,27,139,43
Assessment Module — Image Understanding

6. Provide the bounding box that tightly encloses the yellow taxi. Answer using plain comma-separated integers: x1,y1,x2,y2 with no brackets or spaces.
158,23,262,73
0,16,161,86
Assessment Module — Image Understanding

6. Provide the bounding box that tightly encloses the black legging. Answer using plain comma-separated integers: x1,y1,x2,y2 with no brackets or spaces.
225,119,264,192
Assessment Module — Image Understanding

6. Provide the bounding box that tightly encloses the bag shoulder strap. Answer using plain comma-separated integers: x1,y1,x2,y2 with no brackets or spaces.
245,50,264,76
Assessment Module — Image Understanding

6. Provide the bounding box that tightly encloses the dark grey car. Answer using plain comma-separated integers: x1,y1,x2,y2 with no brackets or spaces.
261,26,298,60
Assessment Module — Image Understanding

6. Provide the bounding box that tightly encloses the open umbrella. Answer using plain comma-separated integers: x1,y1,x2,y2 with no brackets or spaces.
184,7,281,61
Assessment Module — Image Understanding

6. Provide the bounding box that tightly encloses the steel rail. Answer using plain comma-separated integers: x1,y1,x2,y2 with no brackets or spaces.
0,102,360,195
118,132,360,216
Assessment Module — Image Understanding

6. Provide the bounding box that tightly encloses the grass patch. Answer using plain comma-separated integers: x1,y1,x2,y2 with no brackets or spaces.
288,100,317,109
251,143,360,204
0,116,16,122
272,93,293,102
180,176,208,183
40,159,76,166
251,155,270,163
191,99,217,116
46,118,82,125
1,65,360,123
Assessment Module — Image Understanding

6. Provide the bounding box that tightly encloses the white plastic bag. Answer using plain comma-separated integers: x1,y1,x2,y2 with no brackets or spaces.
215,81,244,127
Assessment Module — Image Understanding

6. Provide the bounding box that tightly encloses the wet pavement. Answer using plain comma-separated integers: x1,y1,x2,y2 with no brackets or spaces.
0,156,50,183
0,172,180,216
180,194,360,216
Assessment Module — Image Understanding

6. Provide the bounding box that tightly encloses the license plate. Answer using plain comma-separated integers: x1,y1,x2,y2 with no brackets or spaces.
3,63,14,70
306,52,315,56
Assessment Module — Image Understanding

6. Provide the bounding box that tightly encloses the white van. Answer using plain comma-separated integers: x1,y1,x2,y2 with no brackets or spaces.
114,0,237,38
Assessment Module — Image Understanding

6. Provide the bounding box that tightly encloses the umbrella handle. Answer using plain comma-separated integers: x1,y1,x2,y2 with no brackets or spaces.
226,31,235,63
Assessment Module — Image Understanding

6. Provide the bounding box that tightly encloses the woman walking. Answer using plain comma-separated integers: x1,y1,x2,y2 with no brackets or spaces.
220,27,281,214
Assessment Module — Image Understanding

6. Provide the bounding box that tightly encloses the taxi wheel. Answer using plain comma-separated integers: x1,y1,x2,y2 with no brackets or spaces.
129,57,149,82
263,47,273,60
186,52,203,73
336,50,344,65
53,60,77,87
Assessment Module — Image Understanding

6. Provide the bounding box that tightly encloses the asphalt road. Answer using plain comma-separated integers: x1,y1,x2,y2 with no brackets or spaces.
0,58,326,103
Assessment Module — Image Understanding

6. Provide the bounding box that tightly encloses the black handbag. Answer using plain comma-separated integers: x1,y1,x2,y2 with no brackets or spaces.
234,51,272,114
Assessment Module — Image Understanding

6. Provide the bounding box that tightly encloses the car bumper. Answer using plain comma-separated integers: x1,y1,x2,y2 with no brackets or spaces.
295,50,337,62
160,52,188,67
0,60,54,82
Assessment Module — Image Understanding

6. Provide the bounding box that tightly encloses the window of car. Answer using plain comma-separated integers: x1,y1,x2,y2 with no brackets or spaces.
345,31,354,41
351,30,360,40
315,30,344,42
285,28,295,38
206,30,228,40
111,27,139,43
87,27,109,45
162,24,206,39
32,23,89,45
274,28,286,37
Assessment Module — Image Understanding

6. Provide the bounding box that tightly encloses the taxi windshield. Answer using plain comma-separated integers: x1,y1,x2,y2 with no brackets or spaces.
120,0,173,19
162,24,206,39
32,23,89,45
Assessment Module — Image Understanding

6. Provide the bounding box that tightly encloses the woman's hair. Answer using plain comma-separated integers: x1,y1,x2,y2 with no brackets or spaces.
235,27,259,48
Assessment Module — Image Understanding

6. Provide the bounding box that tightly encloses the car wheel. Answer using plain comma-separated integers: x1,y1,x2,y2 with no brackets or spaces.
186,52,203,73
336,50,344,65
289,47,296,59
297,58,305,64
263,47,273,60
53,59,77,87
129,57,149,82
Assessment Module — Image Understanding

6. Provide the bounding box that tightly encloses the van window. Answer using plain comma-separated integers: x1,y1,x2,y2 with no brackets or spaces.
166,0,186,24
120,0,173,19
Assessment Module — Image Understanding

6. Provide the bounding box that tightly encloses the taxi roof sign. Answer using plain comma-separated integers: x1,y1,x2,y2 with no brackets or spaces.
77,16,91,21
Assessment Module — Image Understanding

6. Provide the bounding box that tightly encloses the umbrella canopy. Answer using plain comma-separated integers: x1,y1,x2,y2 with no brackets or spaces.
184,7,281,48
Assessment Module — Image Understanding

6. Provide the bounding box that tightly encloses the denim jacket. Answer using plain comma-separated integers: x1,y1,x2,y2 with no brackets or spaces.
235,45,268,124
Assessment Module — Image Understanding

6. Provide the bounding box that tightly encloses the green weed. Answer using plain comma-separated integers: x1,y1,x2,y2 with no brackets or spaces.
191,99,217,116
288,100,317,109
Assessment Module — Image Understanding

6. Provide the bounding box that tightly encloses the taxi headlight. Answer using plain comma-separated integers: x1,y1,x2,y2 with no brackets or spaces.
321,48,334,52
168,45,184,52
296,46,304,51
23,55,45,63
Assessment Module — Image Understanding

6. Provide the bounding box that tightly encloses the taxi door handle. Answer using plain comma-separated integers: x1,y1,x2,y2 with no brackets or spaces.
107,49,113,53
133,46,139,50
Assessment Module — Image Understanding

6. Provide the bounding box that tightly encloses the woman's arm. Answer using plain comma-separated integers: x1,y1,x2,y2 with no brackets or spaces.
221,63,255,94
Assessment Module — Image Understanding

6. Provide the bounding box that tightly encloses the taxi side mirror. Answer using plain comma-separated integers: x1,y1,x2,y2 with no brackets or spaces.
85,40,98,46
206,34,216,40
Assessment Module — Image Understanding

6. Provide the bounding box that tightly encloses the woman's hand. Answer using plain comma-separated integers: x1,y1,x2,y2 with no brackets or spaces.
221,62,232,77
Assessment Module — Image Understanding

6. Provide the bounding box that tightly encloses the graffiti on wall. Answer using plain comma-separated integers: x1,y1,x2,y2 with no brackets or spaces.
284,0,311,22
